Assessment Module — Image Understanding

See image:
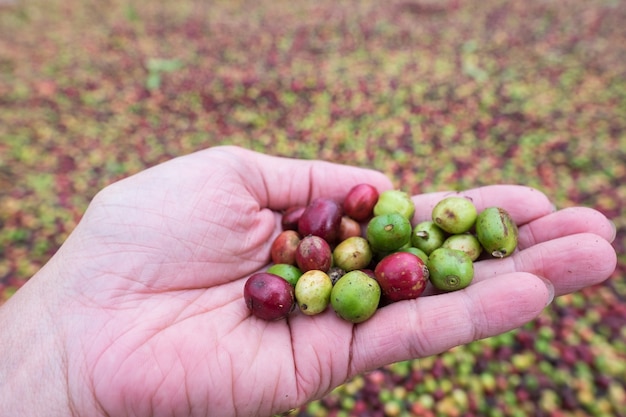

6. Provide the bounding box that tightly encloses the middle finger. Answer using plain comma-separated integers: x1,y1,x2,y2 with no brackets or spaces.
473,233,617,296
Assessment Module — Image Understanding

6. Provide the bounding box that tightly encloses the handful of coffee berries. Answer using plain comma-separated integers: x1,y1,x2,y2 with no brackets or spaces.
243,185,519,323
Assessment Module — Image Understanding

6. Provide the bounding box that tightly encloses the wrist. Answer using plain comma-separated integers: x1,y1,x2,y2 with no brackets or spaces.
0,262,76,416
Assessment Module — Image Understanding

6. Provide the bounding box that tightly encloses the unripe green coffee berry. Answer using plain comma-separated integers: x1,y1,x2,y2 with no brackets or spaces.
397,246,429,263
373,190,415,220
441,234,483,261
411,220,447,255
331,270,381,323
366,213,412,252
427,247,474,292
475,207,519,258
432,196,477,234
267,264,303,287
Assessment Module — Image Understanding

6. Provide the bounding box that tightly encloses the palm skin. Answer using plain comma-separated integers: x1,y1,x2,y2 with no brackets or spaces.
0,146,617,417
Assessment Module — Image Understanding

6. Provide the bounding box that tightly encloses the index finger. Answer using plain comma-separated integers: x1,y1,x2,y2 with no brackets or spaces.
411,185,554,225
213,146,395,211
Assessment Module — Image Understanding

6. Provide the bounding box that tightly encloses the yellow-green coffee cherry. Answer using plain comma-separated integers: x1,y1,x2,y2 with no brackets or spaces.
411,220,447,255
295,270,333,315
373,189,415,220
331,270,381,323
475,207,519,258
432,196,477,234
442,234,483,261
427,247,474,292
333,236,373,272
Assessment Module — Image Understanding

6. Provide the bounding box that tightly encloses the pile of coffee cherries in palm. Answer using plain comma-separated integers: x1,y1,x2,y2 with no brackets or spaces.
244,184,519,323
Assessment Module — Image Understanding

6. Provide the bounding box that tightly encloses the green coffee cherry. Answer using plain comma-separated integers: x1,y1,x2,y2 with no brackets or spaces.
427,247,474,292
475,207,519,258
295,270,333,315
267,264,303,287
373,190,415,220
397,246,429,263
411,220,447,255
432,196,477,234
331,270,381,323
366,213,412,252
441,234,483,261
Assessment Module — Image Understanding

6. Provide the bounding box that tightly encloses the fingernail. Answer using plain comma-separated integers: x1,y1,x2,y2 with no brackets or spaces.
609,219,617,243
537,275,555,306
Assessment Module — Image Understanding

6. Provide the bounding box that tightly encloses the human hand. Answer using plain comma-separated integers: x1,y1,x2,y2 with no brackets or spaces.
0,146,617,417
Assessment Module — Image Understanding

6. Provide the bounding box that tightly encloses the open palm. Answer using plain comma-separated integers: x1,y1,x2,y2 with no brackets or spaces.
10,146,617,417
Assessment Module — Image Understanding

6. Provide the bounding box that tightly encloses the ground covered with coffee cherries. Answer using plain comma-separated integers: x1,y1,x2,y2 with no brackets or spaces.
1,0,625,415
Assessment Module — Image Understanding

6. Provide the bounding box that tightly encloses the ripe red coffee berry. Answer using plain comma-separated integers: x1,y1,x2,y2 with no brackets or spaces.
244,272,295,321
374,252,429,302
343,184,379,222
270,230,301,265
281,206,306,231
295,235,332,272
338,216,362,242
298,198,343,243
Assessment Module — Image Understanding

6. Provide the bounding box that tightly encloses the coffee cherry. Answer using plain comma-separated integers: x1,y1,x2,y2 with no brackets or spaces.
270,230,301,265
432,196,477,234
298,198,343,244
281,206,306,231
411,221,447,255
295,235,332,272
397,246,429,263
295,270,333,315
338,216,362,242
475,207,518,258
366,213,412,252
374,252,429,302
331,270,381,323
373,189,415,220
244,272,295,320
333,236,373,272
427,248,474,292
266,264,303,287
441,234,483,261
343,183,379,222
